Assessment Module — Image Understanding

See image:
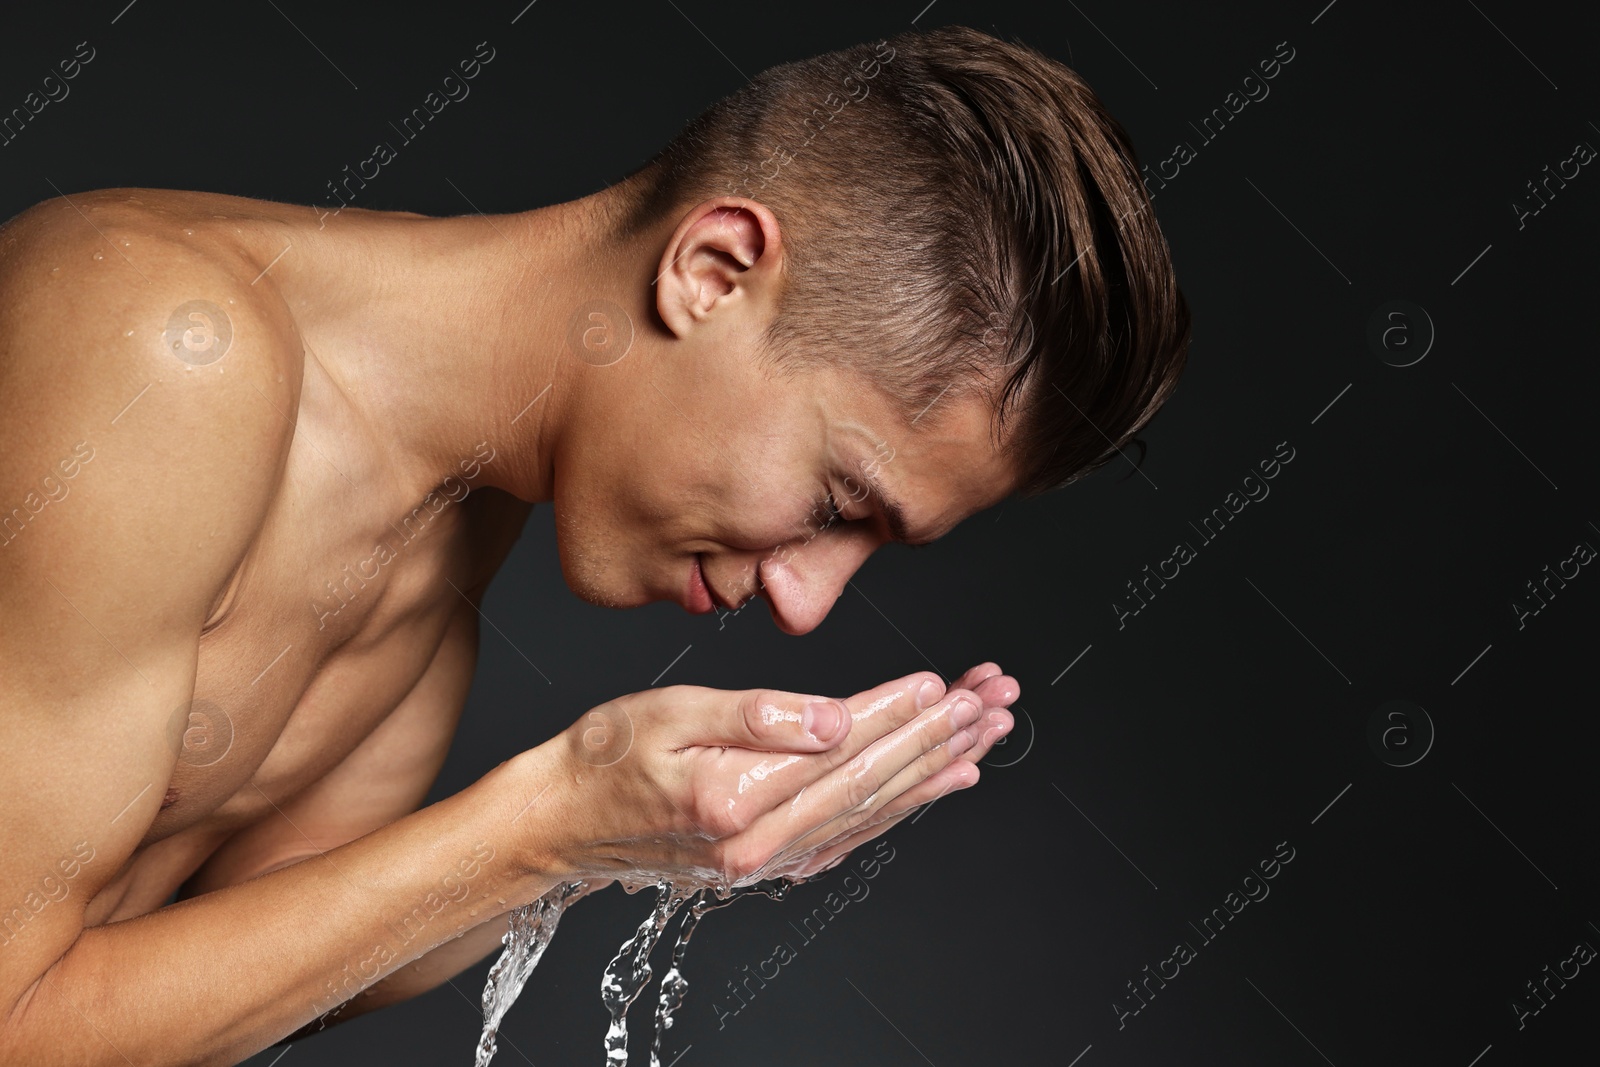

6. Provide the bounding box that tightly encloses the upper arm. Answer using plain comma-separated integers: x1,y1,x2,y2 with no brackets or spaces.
0,193,296,1013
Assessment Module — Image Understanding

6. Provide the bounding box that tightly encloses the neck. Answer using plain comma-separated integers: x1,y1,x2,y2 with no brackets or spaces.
286,187,651,506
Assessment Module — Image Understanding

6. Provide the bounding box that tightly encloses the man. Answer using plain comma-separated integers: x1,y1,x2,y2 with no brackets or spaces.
0,23,1188,1066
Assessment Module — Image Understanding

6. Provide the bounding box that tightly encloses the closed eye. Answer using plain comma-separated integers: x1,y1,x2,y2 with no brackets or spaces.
828,483,933,548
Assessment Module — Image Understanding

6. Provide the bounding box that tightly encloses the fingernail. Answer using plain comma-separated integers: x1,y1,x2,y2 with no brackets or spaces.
950,695,980,726
948,729,976,757
803,700,843,741
918,678,944,709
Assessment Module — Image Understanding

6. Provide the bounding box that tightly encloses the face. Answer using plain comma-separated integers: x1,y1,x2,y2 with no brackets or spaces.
547,194,1017,634
551,355,1016,634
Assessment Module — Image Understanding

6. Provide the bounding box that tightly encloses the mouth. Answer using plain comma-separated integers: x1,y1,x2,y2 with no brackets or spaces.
684,554,715,614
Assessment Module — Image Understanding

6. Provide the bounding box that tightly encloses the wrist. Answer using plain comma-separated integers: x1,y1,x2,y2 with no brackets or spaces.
481,741,581,890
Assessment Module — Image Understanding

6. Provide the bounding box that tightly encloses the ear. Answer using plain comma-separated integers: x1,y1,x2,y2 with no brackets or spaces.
654,197,784,339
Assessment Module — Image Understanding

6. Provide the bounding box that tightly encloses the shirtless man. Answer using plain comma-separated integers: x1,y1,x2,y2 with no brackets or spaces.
0,25,1188,1066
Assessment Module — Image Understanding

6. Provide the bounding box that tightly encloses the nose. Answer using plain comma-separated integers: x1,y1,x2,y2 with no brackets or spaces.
756,523,882,635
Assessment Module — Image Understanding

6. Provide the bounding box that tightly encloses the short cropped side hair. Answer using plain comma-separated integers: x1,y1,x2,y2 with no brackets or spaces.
616,24,1191,497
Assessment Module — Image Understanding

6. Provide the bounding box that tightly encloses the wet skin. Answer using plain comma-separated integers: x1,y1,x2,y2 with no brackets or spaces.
0,187,1018,1064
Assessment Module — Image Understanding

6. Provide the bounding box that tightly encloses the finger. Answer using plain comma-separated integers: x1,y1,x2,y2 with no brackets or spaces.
694,669,952,797
734,688,982,877
763,710,993,867
823,670,952,768
972,708,1015,762
950,661,1001,693
811,706,1009,847
881,756,982,822
769,710,1010,873
669,673,950,847
971,672,1019,709
661,684,853,752
779,760,982,877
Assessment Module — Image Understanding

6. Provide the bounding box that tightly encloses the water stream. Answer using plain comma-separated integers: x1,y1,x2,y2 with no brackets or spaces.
599,881,691,1066
473,879,588,1067
475,876,803,1066
648,881,796,1067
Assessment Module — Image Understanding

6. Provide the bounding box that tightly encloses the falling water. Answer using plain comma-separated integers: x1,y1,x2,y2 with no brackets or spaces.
474,879,587,1067
474,875,808,1066
648,880,797,1067
600,880,692,1066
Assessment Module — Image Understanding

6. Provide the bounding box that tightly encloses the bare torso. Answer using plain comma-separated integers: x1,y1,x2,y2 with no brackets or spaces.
0,181,1021,1066
1,188,534,929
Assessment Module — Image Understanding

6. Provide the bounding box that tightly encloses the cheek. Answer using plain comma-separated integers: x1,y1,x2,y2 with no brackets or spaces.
715,486,825,552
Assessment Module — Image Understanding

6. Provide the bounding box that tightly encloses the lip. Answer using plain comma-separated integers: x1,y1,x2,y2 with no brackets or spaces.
685,554,715,614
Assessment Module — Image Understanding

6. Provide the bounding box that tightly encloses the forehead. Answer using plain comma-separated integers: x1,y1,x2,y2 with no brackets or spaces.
822,370,1018,542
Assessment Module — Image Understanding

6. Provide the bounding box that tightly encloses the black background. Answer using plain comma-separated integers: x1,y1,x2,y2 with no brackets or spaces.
3,1,1597,1065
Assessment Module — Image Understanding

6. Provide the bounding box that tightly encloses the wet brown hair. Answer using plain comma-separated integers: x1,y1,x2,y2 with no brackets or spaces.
615,24,1191,497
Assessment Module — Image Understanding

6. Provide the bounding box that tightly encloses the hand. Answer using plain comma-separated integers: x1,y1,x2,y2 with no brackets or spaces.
762,661,1019,881
530,670,997,889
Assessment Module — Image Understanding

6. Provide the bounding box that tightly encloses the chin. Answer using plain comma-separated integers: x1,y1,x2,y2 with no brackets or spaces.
559,562,645,611
551,535,636,610
551,507,680,612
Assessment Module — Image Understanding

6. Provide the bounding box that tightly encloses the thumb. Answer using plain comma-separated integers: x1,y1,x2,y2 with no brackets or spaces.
671,686,850,752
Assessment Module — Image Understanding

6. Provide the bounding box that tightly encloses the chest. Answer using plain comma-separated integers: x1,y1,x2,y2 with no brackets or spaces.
136,458,524,870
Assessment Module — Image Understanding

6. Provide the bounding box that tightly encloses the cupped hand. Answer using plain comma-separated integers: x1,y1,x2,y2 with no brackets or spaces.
535,665,1013,889
534,662,1011,889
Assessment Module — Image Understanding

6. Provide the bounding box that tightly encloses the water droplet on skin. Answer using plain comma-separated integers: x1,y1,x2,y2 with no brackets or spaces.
124,330,133,337
183,228,194,236
49,266,60,274
226,298,235,304
121,239,131,247
92,252,103,261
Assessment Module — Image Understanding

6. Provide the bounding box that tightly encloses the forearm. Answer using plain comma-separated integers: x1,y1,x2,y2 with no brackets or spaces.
2,749,563,1067
287,906,518,1036
298,872,619,1039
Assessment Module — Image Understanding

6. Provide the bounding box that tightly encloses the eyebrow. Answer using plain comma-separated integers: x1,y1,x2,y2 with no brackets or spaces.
882,493,914,544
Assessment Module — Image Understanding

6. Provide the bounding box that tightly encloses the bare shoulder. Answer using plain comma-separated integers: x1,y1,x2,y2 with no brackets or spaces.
0,190,322,1001
0,188,302,682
